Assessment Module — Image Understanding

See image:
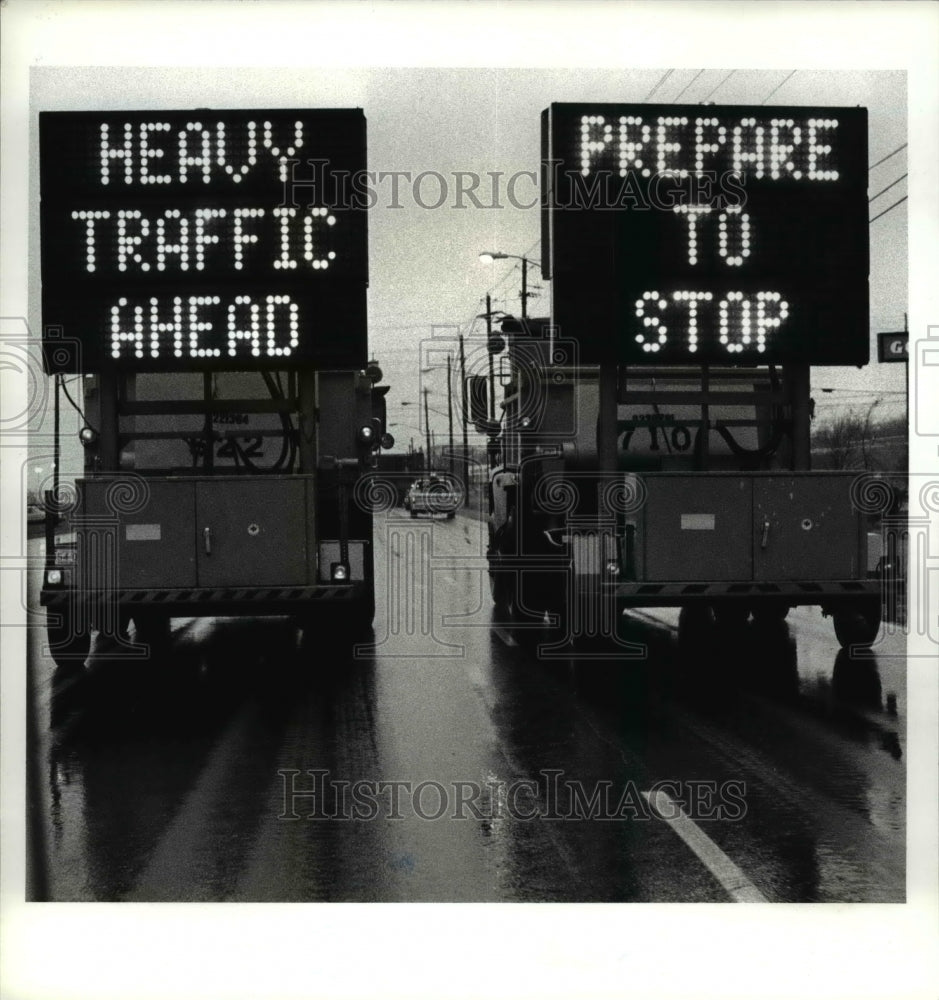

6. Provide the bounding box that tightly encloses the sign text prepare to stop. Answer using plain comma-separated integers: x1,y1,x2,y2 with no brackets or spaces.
543,103,869,365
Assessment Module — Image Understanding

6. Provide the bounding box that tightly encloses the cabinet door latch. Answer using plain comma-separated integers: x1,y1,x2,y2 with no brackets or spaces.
760,518,771,549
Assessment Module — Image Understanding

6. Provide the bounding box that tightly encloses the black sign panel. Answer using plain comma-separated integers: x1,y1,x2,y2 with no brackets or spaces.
40,109,367,372
542,103,869,365
877,331,908,362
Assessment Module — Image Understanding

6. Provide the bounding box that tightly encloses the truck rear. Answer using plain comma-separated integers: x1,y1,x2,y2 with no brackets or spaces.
37,107,379,665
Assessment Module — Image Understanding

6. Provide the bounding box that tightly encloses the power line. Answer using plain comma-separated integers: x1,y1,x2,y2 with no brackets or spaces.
869,143,906,171
814,395,903,406
644,69,674,102
672,69,705,102
700,70,735,103
818,387,906,393
760,70,797,105
869,195,907,224
869,173,907,202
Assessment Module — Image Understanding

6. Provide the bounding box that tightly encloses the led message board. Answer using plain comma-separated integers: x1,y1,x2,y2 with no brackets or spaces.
40,109,367,372
542,104,869,365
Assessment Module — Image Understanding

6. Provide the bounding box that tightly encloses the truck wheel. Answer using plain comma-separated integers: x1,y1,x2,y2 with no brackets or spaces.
832,599,881,648
489,568,515,613
752,600,789,625
712,602,749,628
678,605,713,650
349,595,376,634
511,572,569,651
488,516,517,614
46,605,91,670
131,612,172,657
300,596,375,642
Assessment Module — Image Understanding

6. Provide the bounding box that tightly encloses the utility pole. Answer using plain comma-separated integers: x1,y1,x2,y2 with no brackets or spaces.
447,354,454,478
423,387,431,470
459,332,469,494
904,312,909,437
485,293,495,421
521,259,528,319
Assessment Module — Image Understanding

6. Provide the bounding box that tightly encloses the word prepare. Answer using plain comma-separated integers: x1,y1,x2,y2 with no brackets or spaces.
579,114,841,180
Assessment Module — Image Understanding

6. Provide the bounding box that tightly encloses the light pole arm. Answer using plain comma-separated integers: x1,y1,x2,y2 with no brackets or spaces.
479,251,541,319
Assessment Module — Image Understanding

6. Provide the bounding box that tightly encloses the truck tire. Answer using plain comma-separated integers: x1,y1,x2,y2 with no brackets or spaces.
677,605,714,651
131,612,172,657
46,605,91,671
350,593,376,634
832,598,881,648
510,571,570,651
488,516,517,614
308,598,375,639
712,602,749,628
751,600,789,625
489,568,515,614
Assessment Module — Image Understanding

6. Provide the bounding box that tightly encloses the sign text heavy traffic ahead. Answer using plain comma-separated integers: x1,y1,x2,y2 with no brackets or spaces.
40,109,367,373
542,104,869,365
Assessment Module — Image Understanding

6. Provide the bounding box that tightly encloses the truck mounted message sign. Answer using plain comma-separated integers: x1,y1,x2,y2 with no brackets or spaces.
541,104,869,365
40,109,368,373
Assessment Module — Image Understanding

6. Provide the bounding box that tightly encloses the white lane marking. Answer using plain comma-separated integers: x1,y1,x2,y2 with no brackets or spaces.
642,788,768,903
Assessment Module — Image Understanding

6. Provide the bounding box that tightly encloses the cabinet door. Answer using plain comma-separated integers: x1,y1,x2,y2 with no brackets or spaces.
642,476,752,581
82,479,197,589
196,480,308,587
753,476,859,581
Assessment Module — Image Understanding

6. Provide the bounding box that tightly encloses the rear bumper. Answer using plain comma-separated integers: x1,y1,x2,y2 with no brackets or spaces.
608,578,880,608
41,582,367,617
410,501,459,514
488,553,880,608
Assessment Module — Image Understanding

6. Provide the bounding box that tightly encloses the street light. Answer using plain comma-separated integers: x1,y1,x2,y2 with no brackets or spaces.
478,250,542,319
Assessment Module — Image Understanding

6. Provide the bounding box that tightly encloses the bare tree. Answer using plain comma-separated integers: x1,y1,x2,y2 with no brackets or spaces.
859,398,883,469
814,412,865,469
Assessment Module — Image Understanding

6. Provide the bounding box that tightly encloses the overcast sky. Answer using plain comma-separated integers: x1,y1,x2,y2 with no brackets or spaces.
28,65,909,437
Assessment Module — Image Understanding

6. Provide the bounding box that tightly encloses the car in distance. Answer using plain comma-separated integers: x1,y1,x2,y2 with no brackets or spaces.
407,474,461,519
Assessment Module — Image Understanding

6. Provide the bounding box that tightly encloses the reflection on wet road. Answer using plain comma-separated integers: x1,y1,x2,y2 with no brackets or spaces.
28,509,905,902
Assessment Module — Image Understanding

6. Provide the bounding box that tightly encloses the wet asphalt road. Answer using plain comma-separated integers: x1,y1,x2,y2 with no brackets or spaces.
27,509,906,902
